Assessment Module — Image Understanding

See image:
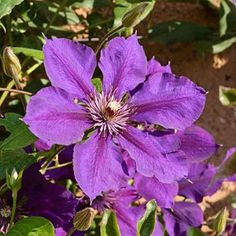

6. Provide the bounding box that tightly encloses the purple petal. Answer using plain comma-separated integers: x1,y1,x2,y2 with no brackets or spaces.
147,58,171,76
153,220,164,236
163,202,203,236
23,87,90,146
55,228,83,236
43,38,96,98
112,188,144,236
131,73,206,130
121,150,136,178
220,147,236,181
118,126,187,183
177,125,218,162
99,35,147,98
35,139,51,151
178,163,219,202
73,133,127,200
21,165,78,230
135,174,178,208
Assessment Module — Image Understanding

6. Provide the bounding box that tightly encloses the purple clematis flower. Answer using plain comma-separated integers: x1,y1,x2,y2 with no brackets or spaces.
23,35,206,200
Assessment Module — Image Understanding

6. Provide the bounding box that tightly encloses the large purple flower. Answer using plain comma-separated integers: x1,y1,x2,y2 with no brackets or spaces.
23,35,206,200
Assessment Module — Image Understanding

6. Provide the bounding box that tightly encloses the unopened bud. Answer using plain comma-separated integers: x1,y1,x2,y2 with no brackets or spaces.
6,168,23,192
2,47,21,79
122,2,154,28
213,207,229,233
73,207,96,231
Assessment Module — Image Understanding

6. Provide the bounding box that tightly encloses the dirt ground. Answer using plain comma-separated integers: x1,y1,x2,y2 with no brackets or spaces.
141,1,236,229
141,0,236,165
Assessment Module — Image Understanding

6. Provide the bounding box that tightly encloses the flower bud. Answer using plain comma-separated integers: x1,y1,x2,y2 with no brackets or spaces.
2,47,21,79
6,168,23,192
212,207,229,233
122,2,154,28
73,207,96,231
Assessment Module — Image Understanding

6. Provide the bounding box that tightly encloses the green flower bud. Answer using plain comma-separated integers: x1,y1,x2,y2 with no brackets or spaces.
6,168,23,192
73,207,96,231
212,207,229,234
122,2,154,28
2,47,21,79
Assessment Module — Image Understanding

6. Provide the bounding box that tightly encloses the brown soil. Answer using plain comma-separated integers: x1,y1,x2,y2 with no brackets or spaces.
141,0,236,164
140,1,236,232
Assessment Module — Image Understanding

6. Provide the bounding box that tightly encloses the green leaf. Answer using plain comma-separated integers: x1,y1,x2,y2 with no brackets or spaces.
137,200,157,236
219,86,236,106
0,0,24,19
6,216,55,236
0,113,37,150
92,78,102,93
0,149,36,180
149,21,213,45
198,36,236,53
219,0,236,37
100,210,120,236
12,47,44,61
188,227,208,236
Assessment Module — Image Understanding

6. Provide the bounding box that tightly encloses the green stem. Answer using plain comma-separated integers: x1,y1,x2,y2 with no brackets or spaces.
26,62,42,75
46,161,72,171
0,88,32,96
0,183,7,195
41,146,65,174
95,25,124,55
0,80,15,107
12,75,27,110
9,190,18,228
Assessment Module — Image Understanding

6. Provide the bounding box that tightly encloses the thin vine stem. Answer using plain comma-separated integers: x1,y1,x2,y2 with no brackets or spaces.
95,25,124,55
9,190,18,228
0,88,32,96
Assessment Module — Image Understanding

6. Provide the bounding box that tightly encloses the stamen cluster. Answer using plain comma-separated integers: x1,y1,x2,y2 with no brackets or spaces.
85,92,135,135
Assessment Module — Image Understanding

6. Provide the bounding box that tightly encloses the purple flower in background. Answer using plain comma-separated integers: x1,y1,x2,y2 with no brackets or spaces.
129,125,218,208
20,165,78,233
92,187,144,236
23,35,206,200
162,202,203,236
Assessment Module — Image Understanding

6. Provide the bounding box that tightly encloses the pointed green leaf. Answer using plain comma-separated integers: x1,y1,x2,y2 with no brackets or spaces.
149,21,213,45
219,0,236,37
12,47,44,61
0,113,37,150
0,149,36,180
137,200,157,236
6,217,54,236
100,210,120,236
0,0,24,19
